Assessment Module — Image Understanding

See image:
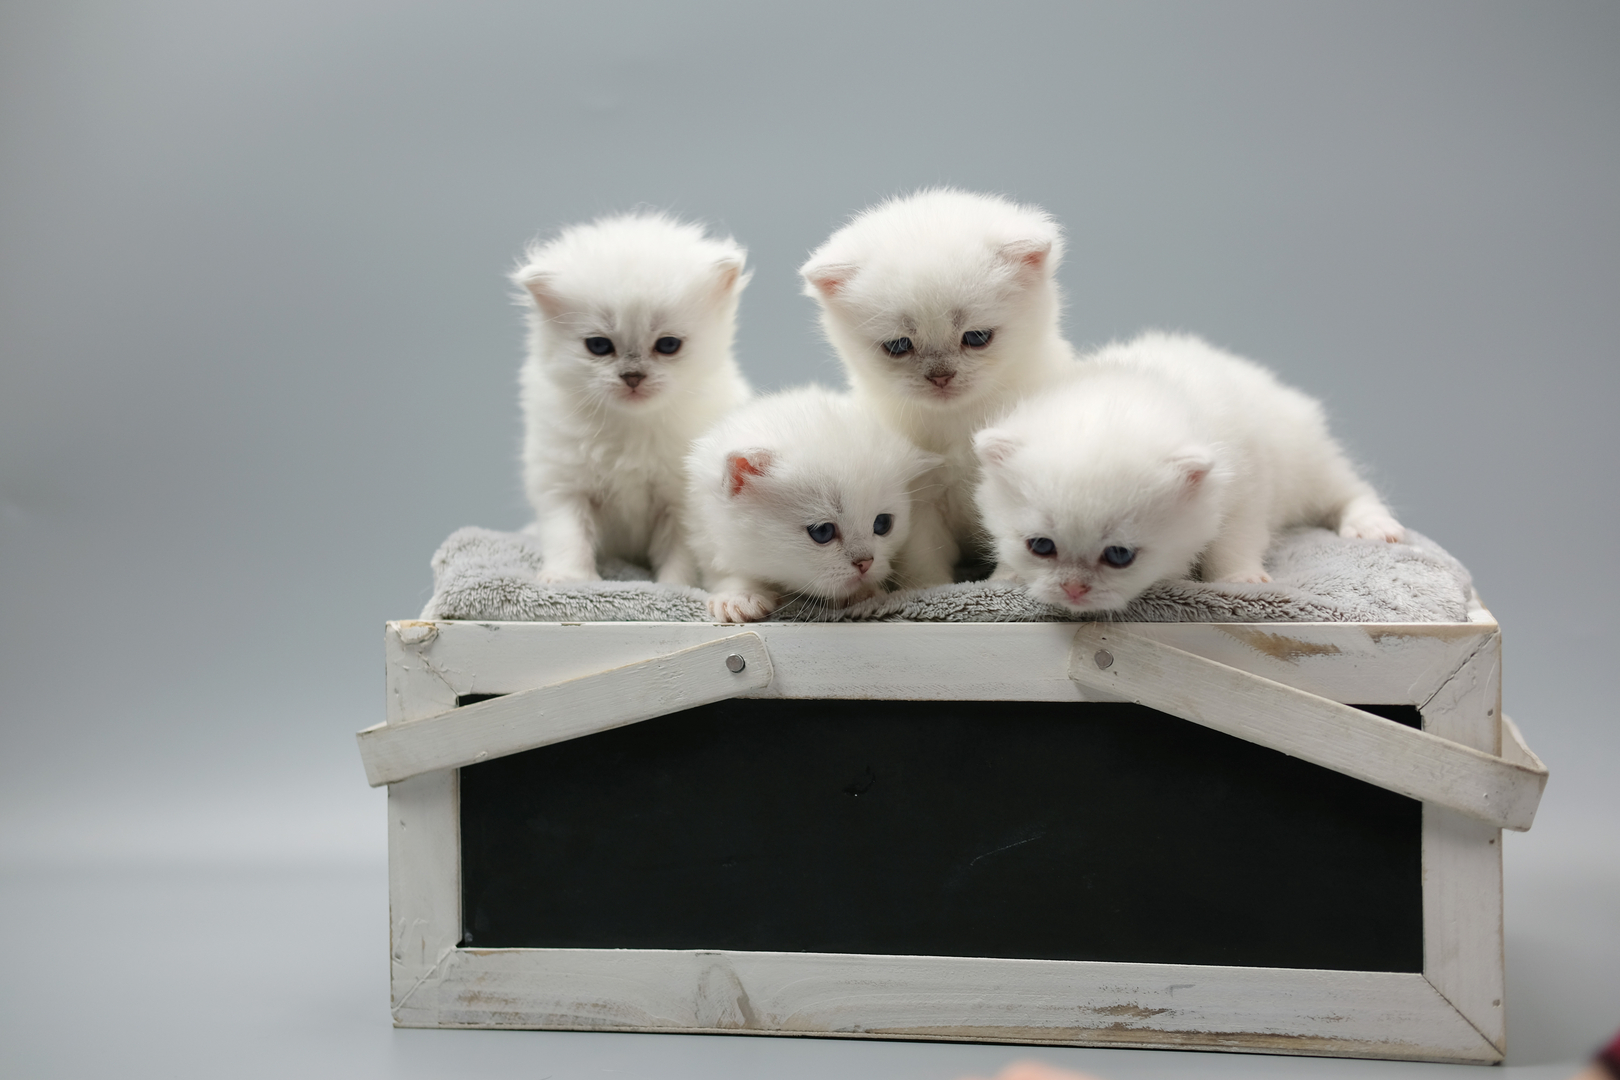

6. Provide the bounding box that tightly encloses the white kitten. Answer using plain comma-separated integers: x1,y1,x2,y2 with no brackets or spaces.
799,189,1079,587
973,331,1406,613
686,386,943,623
515,213,752,585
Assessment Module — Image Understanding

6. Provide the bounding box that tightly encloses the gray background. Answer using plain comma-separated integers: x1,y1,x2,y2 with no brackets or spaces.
2,1,1616,1077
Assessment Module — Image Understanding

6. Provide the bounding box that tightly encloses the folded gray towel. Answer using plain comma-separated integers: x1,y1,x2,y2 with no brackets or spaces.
420,526,1473,624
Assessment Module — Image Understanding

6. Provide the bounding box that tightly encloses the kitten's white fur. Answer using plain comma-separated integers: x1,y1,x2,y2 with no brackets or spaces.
974,331,1406,613
799,189,1077,586
515,213,752,584
686,386,943,623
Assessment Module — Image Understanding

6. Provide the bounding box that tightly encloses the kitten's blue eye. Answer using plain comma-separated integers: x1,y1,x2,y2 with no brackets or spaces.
1102,545,1136,568
1027,537,1056,557
584,336,614,356
654,336,682,355
881,338,913,357
962,329,993,348
873,513,894,536
807,522,837,545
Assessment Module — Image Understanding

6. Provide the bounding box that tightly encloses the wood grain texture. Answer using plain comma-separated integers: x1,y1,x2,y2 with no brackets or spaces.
1066,625,1544,830
406,948,1497,1062
1422,806,1503,1054
385,621,454,726
383,635,462,1019
360,632,773,786
389,769,460,1018
1419,630,1501,756
1421,637,1507,1053
1137,622,1489,707
393,619,1493,705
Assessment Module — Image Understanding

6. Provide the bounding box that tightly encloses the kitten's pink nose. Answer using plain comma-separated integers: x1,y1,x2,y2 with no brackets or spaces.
621,371,645,389
853,558,873,575
926,372,955,389
1062,581,1090,603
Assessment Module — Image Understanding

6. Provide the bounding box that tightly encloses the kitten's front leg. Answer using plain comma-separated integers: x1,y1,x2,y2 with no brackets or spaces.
648,504,698,587
1201,509,1273,584
706,576,780,623
534,495,601,583
895,500,960,589
654,549,698,587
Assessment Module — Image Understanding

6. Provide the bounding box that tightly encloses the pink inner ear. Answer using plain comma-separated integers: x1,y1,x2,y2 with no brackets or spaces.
726,454,767,496
998,239,1052,278
521,276,565,319
1169,450,1215,495
975,429,1019,467
714,259,744,295
1179,460,1214,491
803,262,856,298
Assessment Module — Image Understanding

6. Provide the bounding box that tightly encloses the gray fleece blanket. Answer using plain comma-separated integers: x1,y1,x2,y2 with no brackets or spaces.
420,526,1473,624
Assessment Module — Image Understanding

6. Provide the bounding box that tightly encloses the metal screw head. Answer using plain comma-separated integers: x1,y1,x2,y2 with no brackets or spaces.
725,653,747,673
1094,648,1114,670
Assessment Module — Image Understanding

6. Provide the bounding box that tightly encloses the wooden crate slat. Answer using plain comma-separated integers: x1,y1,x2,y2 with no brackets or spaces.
397,619,1490,705
405,948,1496,1063
359,632,773,786
1067,625,1546,831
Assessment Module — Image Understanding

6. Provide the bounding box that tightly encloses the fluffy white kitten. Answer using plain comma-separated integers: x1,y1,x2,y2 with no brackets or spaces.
799,189,1078,586
686,386,942,623
515,213,752,584
973,331,1405,613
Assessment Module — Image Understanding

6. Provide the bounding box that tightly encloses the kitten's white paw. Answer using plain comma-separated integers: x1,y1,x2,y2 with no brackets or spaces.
708,592,776,623
1217,570,1272,585
537,565,600,585
1340,513,1407,544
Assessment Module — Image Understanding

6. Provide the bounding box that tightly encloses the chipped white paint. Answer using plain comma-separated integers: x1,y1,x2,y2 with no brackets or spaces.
374,610,1543,1063
388,769,459,1015
1419,635,1508,1053
399,950,1496,1063
382,636,460,1016
386,618,1492,706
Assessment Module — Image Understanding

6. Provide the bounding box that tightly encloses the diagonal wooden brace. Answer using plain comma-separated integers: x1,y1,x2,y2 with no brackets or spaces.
1068,624,1547,831
357,632,773,787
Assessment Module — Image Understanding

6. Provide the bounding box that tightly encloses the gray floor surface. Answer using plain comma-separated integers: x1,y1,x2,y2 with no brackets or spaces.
3,835,1615,1080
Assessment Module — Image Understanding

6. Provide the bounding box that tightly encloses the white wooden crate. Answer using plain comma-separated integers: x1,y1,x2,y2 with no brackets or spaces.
358,604,1546,1064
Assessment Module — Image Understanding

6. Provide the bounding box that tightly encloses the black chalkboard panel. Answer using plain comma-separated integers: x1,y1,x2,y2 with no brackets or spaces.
459,699,1422,972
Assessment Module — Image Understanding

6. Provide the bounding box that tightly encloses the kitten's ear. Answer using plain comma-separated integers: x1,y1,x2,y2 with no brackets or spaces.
973,428,1022,469
712,254,751,298
997,237,1061,282
724,449,774,497
1169,448,1217,493
799,259,858,301
515,270,567,319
